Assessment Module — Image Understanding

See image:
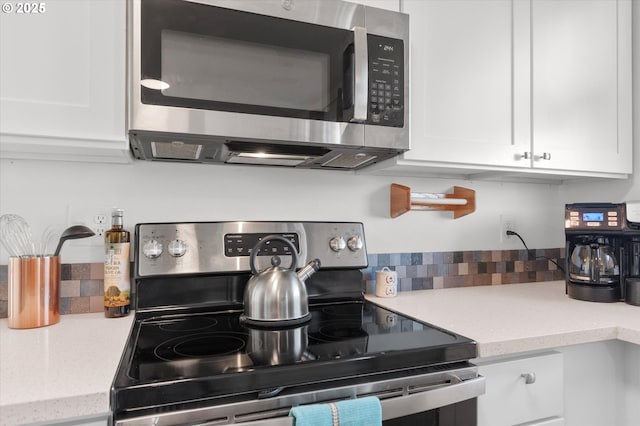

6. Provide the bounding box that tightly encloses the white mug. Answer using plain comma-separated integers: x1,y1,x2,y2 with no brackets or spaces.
375,267,397,298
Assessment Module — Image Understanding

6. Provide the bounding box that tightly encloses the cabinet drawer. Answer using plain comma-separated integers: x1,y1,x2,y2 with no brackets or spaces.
476,352,563,426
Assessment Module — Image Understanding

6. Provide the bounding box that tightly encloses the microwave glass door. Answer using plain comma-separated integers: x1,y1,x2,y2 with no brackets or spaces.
140,0,357,122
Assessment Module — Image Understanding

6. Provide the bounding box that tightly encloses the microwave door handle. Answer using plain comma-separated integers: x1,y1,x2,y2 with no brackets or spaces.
351,26,368,123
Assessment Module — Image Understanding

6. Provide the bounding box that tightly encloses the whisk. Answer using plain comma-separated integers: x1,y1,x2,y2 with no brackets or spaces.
0,214,35,257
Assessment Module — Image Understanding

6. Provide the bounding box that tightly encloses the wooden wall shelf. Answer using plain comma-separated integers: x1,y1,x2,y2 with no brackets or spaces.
390,184,476,219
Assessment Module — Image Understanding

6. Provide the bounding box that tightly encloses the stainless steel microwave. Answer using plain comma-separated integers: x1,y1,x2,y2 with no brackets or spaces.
127,0,409,170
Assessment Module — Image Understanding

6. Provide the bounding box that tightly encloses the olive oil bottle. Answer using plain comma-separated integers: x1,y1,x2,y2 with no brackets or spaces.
104,208,130,318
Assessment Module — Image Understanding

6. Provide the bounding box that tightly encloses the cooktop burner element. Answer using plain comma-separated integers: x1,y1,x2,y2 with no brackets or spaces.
110,221,479,425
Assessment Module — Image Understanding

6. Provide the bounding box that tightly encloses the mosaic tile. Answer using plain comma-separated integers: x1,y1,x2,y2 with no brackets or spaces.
443,252,454,264
0,248,568,318
467,263,479,275
377,254,390,267
90,263,104,280
70,263,91,280
68,297,90,314
433,276,444,289
61,263,72,280
89,296,103,313
458,263,469,275
60,280,81,298
80,280,102,297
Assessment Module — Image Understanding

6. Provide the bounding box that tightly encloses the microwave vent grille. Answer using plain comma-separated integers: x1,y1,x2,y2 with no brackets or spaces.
151,141,203,160
322,152,377,169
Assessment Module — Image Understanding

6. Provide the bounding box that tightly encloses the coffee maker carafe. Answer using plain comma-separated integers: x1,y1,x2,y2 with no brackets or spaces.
568,238,619,285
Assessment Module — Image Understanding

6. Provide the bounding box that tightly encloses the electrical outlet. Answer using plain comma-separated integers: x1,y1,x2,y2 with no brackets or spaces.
94,214,107,225
65,204,108,246
93,214,108,237
500,215,516,243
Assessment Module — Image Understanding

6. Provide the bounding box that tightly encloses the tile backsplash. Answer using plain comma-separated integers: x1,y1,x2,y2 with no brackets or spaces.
0,247,565,318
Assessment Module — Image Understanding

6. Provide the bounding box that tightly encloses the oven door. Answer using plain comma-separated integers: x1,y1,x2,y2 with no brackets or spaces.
113,366,485,426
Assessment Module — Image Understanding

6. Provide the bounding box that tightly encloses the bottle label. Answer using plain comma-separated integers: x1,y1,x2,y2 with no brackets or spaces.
104,242,131,308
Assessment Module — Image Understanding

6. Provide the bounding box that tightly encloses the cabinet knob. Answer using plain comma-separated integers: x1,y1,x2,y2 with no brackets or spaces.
520,152,531,160
520,372,536,384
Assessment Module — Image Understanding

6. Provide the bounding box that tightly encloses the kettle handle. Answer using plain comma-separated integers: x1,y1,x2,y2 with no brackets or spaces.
250,235,299,275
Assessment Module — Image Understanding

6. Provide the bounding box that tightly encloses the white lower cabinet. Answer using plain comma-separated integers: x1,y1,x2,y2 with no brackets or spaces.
475,351,564,426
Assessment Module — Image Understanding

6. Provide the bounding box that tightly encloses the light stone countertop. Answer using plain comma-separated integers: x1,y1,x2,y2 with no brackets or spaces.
366,280,640,358
0,313,134,426
1,281,639,425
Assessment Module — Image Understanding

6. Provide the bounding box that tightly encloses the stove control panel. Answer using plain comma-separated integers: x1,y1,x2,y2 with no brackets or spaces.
135,221,368,277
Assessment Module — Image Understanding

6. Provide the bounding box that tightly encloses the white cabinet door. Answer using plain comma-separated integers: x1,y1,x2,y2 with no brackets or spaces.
369,0,632,181
403,0,528,168
0,0,129,163
476,352,564,426
530,0,632,175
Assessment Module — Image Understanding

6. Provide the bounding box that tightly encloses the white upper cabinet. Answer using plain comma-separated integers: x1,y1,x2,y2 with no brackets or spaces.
0,0,129,163
403,0,525,168
530,0,632,175
368,0,632,181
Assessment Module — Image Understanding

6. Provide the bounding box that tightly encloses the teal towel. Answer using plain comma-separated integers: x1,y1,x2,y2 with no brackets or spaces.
289,396,382,426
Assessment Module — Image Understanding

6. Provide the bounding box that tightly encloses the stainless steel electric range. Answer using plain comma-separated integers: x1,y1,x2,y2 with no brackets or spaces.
110,221,484,425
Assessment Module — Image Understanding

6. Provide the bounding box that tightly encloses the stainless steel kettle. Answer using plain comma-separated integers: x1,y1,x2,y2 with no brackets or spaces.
241,235,320,326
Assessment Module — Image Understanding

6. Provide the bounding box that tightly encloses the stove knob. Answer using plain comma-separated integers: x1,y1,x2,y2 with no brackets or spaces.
329,236,346,252
142,239,163,259
167,239,187,257
347,235,363,252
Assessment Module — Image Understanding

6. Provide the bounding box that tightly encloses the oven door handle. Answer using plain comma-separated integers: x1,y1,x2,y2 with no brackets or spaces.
381,375,486,421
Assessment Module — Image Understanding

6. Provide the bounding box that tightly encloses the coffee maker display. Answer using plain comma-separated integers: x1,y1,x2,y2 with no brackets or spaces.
565,202,640,304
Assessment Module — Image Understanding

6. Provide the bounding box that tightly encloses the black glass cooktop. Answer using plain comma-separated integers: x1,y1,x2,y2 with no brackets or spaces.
112,301,476,418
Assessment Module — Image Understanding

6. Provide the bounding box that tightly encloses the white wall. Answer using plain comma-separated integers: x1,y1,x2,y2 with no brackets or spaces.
0,158,564,263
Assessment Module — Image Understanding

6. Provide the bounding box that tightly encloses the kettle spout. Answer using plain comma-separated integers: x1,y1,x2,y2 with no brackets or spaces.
297,259,321,282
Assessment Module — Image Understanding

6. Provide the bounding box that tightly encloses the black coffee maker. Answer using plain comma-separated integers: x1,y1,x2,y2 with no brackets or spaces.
565,202,640,303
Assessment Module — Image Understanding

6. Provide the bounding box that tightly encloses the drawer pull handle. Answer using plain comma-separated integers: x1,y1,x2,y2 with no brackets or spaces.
520,373,536,384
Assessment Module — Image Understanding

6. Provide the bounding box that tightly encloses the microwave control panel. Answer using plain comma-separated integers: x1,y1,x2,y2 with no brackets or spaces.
565,203,626,231
368,34,404,127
